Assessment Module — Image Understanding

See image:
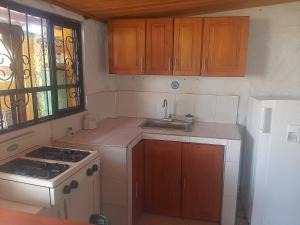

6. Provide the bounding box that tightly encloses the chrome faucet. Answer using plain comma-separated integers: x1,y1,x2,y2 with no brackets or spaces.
162,99,168,120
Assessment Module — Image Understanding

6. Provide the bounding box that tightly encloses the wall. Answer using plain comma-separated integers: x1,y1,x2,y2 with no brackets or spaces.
113,2,300,214
3,1,299,142
0,0,117,143
116,91,240,123
116,1,300,126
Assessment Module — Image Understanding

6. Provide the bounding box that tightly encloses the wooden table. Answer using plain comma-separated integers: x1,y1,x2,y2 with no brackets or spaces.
0,208,91,225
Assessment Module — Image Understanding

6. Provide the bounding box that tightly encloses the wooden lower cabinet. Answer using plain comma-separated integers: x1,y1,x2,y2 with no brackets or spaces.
132,140,145,225
144,140,182,216
181,143,224,222
136,140,224,223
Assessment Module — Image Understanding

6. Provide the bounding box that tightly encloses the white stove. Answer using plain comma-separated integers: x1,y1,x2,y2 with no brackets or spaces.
0,145,99,188
0,132,101,222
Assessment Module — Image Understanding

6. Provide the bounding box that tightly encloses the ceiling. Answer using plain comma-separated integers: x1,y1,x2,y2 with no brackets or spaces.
43,0,299,21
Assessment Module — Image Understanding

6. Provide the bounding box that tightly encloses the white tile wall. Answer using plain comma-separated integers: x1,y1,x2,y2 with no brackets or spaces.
116,91,239,124
87,91,117,120
51,112,86,140
195,95,217,122
117,92,138,117
215,96,239,124
136,92,158,118
175,94,196,120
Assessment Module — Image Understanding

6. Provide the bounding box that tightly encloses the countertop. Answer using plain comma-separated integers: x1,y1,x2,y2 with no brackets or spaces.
55,117,241,148
0,208,90,225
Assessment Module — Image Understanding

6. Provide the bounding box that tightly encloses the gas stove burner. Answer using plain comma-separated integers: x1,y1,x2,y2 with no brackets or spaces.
0,158,69,180
26,147,91,162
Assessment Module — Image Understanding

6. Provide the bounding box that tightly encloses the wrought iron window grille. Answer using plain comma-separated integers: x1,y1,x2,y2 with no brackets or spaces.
0,0,85,134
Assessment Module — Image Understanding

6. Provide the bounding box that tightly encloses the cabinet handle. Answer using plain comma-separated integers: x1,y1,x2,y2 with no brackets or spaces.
203,58,208,73
174,58,177,71
135,182,138,199
140,57,143,72
168,58,171,71
176,176,180,187
183,177,186,189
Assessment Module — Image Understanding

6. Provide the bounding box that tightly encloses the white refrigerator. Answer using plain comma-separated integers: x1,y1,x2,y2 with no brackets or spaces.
244,97,300,225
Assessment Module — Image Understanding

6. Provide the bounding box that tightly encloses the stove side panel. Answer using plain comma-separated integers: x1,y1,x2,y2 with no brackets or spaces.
0,179,51,208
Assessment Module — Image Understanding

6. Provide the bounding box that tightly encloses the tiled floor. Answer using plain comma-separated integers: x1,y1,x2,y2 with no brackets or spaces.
137,214,249,225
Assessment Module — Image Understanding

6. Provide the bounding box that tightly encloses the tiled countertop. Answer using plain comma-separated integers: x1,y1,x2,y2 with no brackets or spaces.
54,117,241,225
55,117,241,148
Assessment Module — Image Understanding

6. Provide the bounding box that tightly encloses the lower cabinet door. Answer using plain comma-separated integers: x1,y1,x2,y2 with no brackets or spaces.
132,140,144,225
181,143,224,222
144,140,182,216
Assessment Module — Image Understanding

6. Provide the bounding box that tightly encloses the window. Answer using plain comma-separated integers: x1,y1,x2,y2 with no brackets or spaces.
0,1,84,133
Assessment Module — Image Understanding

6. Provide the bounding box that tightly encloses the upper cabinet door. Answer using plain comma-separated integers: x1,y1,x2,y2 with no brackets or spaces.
173,18,202,76
109,19,145,75
201,17,249,77
146,18,174,75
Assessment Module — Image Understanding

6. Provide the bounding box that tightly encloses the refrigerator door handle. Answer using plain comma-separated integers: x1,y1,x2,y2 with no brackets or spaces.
260,107,273,134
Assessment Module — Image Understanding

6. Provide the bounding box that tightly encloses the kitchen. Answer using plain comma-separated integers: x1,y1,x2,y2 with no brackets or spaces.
0,1,300,225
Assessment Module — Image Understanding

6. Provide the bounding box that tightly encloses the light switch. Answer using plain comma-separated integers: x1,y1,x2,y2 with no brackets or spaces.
287,125,300,143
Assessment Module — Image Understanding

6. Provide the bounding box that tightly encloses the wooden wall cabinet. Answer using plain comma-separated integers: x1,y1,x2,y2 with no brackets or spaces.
173,18,203,76
144,140,182,216
132,140,145,225
108,16,249,77
146,18,174,75
108,19,145,74
201,17,249,76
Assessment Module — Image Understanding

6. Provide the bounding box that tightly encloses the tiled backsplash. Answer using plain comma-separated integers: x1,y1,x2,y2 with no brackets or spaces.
86,91,117,121
116,91,239,124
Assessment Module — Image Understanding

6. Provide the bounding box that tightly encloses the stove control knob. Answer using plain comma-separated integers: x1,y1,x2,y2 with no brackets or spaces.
63,185,72,194
86,168,93,176
92,164,99,172
70,180,79,189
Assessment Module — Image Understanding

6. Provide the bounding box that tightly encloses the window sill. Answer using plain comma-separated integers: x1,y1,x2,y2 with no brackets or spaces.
0,108,86,136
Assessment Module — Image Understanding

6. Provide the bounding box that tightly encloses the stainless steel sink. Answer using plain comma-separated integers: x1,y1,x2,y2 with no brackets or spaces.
140,119,193,132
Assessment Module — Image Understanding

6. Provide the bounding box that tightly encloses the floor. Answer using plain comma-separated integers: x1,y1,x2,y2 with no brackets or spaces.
137,214,249,225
